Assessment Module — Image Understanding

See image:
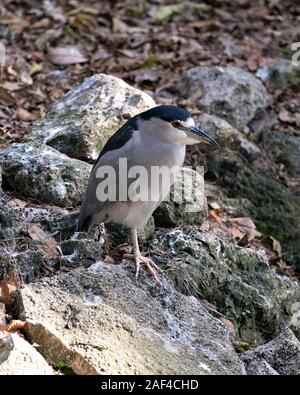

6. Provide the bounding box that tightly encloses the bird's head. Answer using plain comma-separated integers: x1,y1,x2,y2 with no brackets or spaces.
138,105,219,147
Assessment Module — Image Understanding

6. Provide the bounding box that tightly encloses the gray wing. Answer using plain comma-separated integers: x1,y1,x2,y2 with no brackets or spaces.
77,120,137,232
77,163,107,231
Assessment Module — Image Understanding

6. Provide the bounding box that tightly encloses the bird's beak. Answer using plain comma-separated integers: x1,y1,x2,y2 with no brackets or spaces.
187,126,219,147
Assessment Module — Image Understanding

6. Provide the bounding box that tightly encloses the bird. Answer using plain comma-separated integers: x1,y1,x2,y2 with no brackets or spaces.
77,105,218,284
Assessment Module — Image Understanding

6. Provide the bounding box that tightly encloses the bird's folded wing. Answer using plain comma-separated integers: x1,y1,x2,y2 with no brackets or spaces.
77,120,139,231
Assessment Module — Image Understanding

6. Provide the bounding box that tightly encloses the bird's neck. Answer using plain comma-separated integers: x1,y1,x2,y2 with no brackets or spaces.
139,119,187,146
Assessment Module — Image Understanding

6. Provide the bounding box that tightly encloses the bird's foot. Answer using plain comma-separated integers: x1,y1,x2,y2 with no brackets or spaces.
123,254,162,285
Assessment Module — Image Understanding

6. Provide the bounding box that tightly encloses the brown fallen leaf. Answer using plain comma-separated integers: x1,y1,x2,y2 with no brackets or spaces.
228,226,245,240
0,320,26,333
16,107,36,121
208,208,226,225
27,223,59,259
0,81,22,91
48,47,88,65
279,108,300,125
118,244,133,255
7,198,27,208
0,265,21,307
29,62,43,76
247,54,260,71
10,267,21,289
112,17,129,33
31,18,51,29
44,2,67,23
279,108,293,123
72,12,96,31
0,278,12,306
228,217,261,241
2,18,29,34
7,64,18,78
209,201,222,210
219,317,236,337
104,255,116,264
0,87,17,104
134,69,161,84
269,236,282,258
91,45,111,62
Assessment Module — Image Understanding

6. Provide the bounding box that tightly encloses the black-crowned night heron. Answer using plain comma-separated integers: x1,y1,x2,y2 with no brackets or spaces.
78,105,218,284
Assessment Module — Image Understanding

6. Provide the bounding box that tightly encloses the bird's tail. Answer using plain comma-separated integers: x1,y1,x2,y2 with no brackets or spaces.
77,215,92,232
77,200,92,232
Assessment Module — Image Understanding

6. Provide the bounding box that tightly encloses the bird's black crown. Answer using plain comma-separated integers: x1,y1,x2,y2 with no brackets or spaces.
138,105,191,123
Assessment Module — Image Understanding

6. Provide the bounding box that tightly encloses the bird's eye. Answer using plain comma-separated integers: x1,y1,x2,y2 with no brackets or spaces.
172,121,181,128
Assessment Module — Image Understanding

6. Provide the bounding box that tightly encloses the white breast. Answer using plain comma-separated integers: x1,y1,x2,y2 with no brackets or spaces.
97,122,187,227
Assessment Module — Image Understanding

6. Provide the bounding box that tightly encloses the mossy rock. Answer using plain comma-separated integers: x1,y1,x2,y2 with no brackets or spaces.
206,149,300,270
256,60,300,89
264,130,300,178
0,250,45,283
60,239,103,268
179,66,268,130
153,168,208,228
153,229,300,344
0,199,21,251
41,211,79,242
153,199,207,228
105,216,155,246
0,142,92,208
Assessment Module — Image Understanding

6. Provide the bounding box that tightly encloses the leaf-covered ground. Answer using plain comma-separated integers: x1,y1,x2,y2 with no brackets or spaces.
0,0,299,145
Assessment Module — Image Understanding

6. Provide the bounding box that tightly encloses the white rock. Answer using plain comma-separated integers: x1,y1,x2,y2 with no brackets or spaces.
0,142,91,207
20,264,246,375
179,66,269,130
242,329,300,375
0,334,53,375
30,74,156,161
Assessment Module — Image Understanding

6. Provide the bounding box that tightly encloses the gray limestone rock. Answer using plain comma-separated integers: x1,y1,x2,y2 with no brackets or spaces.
195,113,261,161
0,333,54,375
179,66,268,130
0,142,91,208
151,228,300,345
256,59,300,89
20,262,246,375
29,74,156,161
242,329,300,375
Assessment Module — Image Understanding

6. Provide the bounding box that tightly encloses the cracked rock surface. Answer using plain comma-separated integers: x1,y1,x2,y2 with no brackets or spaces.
19,262,246,375
0,333,54,375
29,74,155,162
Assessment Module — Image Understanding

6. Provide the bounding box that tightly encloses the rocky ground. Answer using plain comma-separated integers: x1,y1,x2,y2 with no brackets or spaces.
0,0,300,376
0,67,300,375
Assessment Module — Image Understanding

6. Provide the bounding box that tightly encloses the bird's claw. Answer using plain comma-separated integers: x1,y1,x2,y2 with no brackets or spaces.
123,254,162,285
